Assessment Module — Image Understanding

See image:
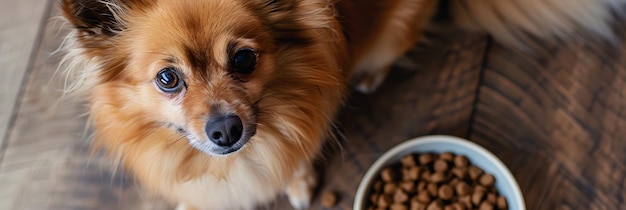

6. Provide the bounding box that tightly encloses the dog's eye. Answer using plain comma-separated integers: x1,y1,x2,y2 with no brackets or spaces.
231,48,256,74
155,68,183,93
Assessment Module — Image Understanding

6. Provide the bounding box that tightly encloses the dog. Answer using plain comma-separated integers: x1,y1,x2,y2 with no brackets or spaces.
59,0,623,209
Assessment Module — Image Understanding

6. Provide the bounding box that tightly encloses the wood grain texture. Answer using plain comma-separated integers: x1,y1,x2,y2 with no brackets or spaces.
471,25,626,209
0,0,51,152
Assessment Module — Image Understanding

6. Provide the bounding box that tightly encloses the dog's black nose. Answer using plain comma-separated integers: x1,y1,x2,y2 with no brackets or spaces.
205,114,243,147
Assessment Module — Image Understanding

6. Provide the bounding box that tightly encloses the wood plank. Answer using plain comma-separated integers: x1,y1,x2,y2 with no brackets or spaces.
0,0,51,148
471,25,626,209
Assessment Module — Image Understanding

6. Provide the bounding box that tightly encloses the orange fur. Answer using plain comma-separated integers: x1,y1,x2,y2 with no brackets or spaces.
60,0,434,209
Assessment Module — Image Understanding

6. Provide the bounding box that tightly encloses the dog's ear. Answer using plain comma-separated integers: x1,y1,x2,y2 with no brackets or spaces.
61,0,126,37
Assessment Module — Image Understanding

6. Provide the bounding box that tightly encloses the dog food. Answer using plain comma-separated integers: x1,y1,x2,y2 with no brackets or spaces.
365,152,508,210
322,191,338,208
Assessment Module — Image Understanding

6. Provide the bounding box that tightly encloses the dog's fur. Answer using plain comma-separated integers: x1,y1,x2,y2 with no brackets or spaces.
60,0,624,209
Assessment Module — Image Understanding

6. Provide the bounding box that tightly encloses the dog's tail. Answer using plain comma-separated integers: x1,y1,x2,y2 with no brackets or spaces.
449,0,626,47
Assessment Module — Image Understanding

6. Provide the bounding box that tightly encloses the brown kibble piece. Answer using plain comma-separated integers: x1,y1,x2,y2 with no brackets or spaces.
321,191,337,208
451,203,466,210
486,193,496,203
402,154,417,167
455,182,471,196
403,166,421,181
479,174,495,187
454,155,469,167
471,190,485,206
417,190,432,204
427,183,438,197
394,189,410,203
440,152,454,161
382,167,396,182
451,167,467,179
422,171,431,181
479,201,494,210
443,205,455,210
458,195,471,208
374,180,383,192
474,185,487,193
370,193,379,204
468,165,484,180
497,196,508,209
378,194,392,208
426,200,443,210
419,154,435,165
449,178,459,186
430,172,447,184
384,183,398,194
411,197,427,210
400,181,416,194
434,160,449,173
391,203,409,210
417,181,427,191
438,184,454,200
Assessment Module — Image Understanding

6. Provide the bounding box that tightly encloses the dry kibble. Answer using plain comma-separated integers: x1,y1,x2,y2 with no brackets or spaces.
378,194,393,208
440,152,454,161
374,180,383,192
426,200,443,210
438,184,454,200
451,167,467,179
474,185,488,194
454,155,469,167
370,194,379,204
479,174,495,187
400,181,416,194
393,189,410,203
402,154,417,167
382,167,396,182
391,203,409,210
471,190,485,206
384,183,398,194
419,154,435,165
468,165,484,180
434,160,449,173
404,166,421,181
417,181,427,192
422,171,431,181
321,191,337,208
411,197,428,210
367,152,508,210
427,183,438,197
479,201,495,210
430,172,447,184
417,190,432,203
455,182,471,196
451,203,466,210
449,178,459,186
458,195,472,208
497,196,508,209
487,193,496,203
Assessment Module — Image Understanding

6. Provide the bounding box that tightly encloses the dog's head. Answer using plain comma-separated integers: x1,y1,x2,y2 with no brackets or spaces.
61,0,347,160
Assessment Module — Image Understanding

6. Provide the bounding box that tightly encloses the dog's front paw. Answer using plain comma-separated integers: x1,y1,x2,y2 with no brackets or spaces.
350,66,392,94
285,162,317,210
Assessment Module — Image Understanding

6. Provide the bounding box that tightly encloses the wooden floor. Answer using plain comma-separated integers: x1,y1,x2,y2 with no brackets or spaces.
2,1,626,209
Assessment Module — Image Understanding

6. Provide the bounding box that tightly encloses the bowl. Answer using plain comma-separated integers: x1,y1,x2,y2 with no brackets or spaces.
353,135,525,210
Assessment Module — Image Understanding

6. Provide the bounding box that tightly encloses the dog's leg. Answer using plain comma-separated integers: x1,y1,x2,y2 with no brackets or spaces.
285,161,317,210
343,0,439,93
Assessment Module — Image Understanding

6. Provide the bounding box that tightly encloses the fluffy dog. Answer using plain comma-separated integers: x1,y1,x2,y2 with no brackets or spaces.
60,0,623,209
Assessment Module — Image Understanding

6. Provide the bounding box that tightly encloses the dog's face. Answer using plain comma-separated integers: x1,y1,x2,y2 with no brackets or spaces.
64,0,282,155
122,1,276,155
